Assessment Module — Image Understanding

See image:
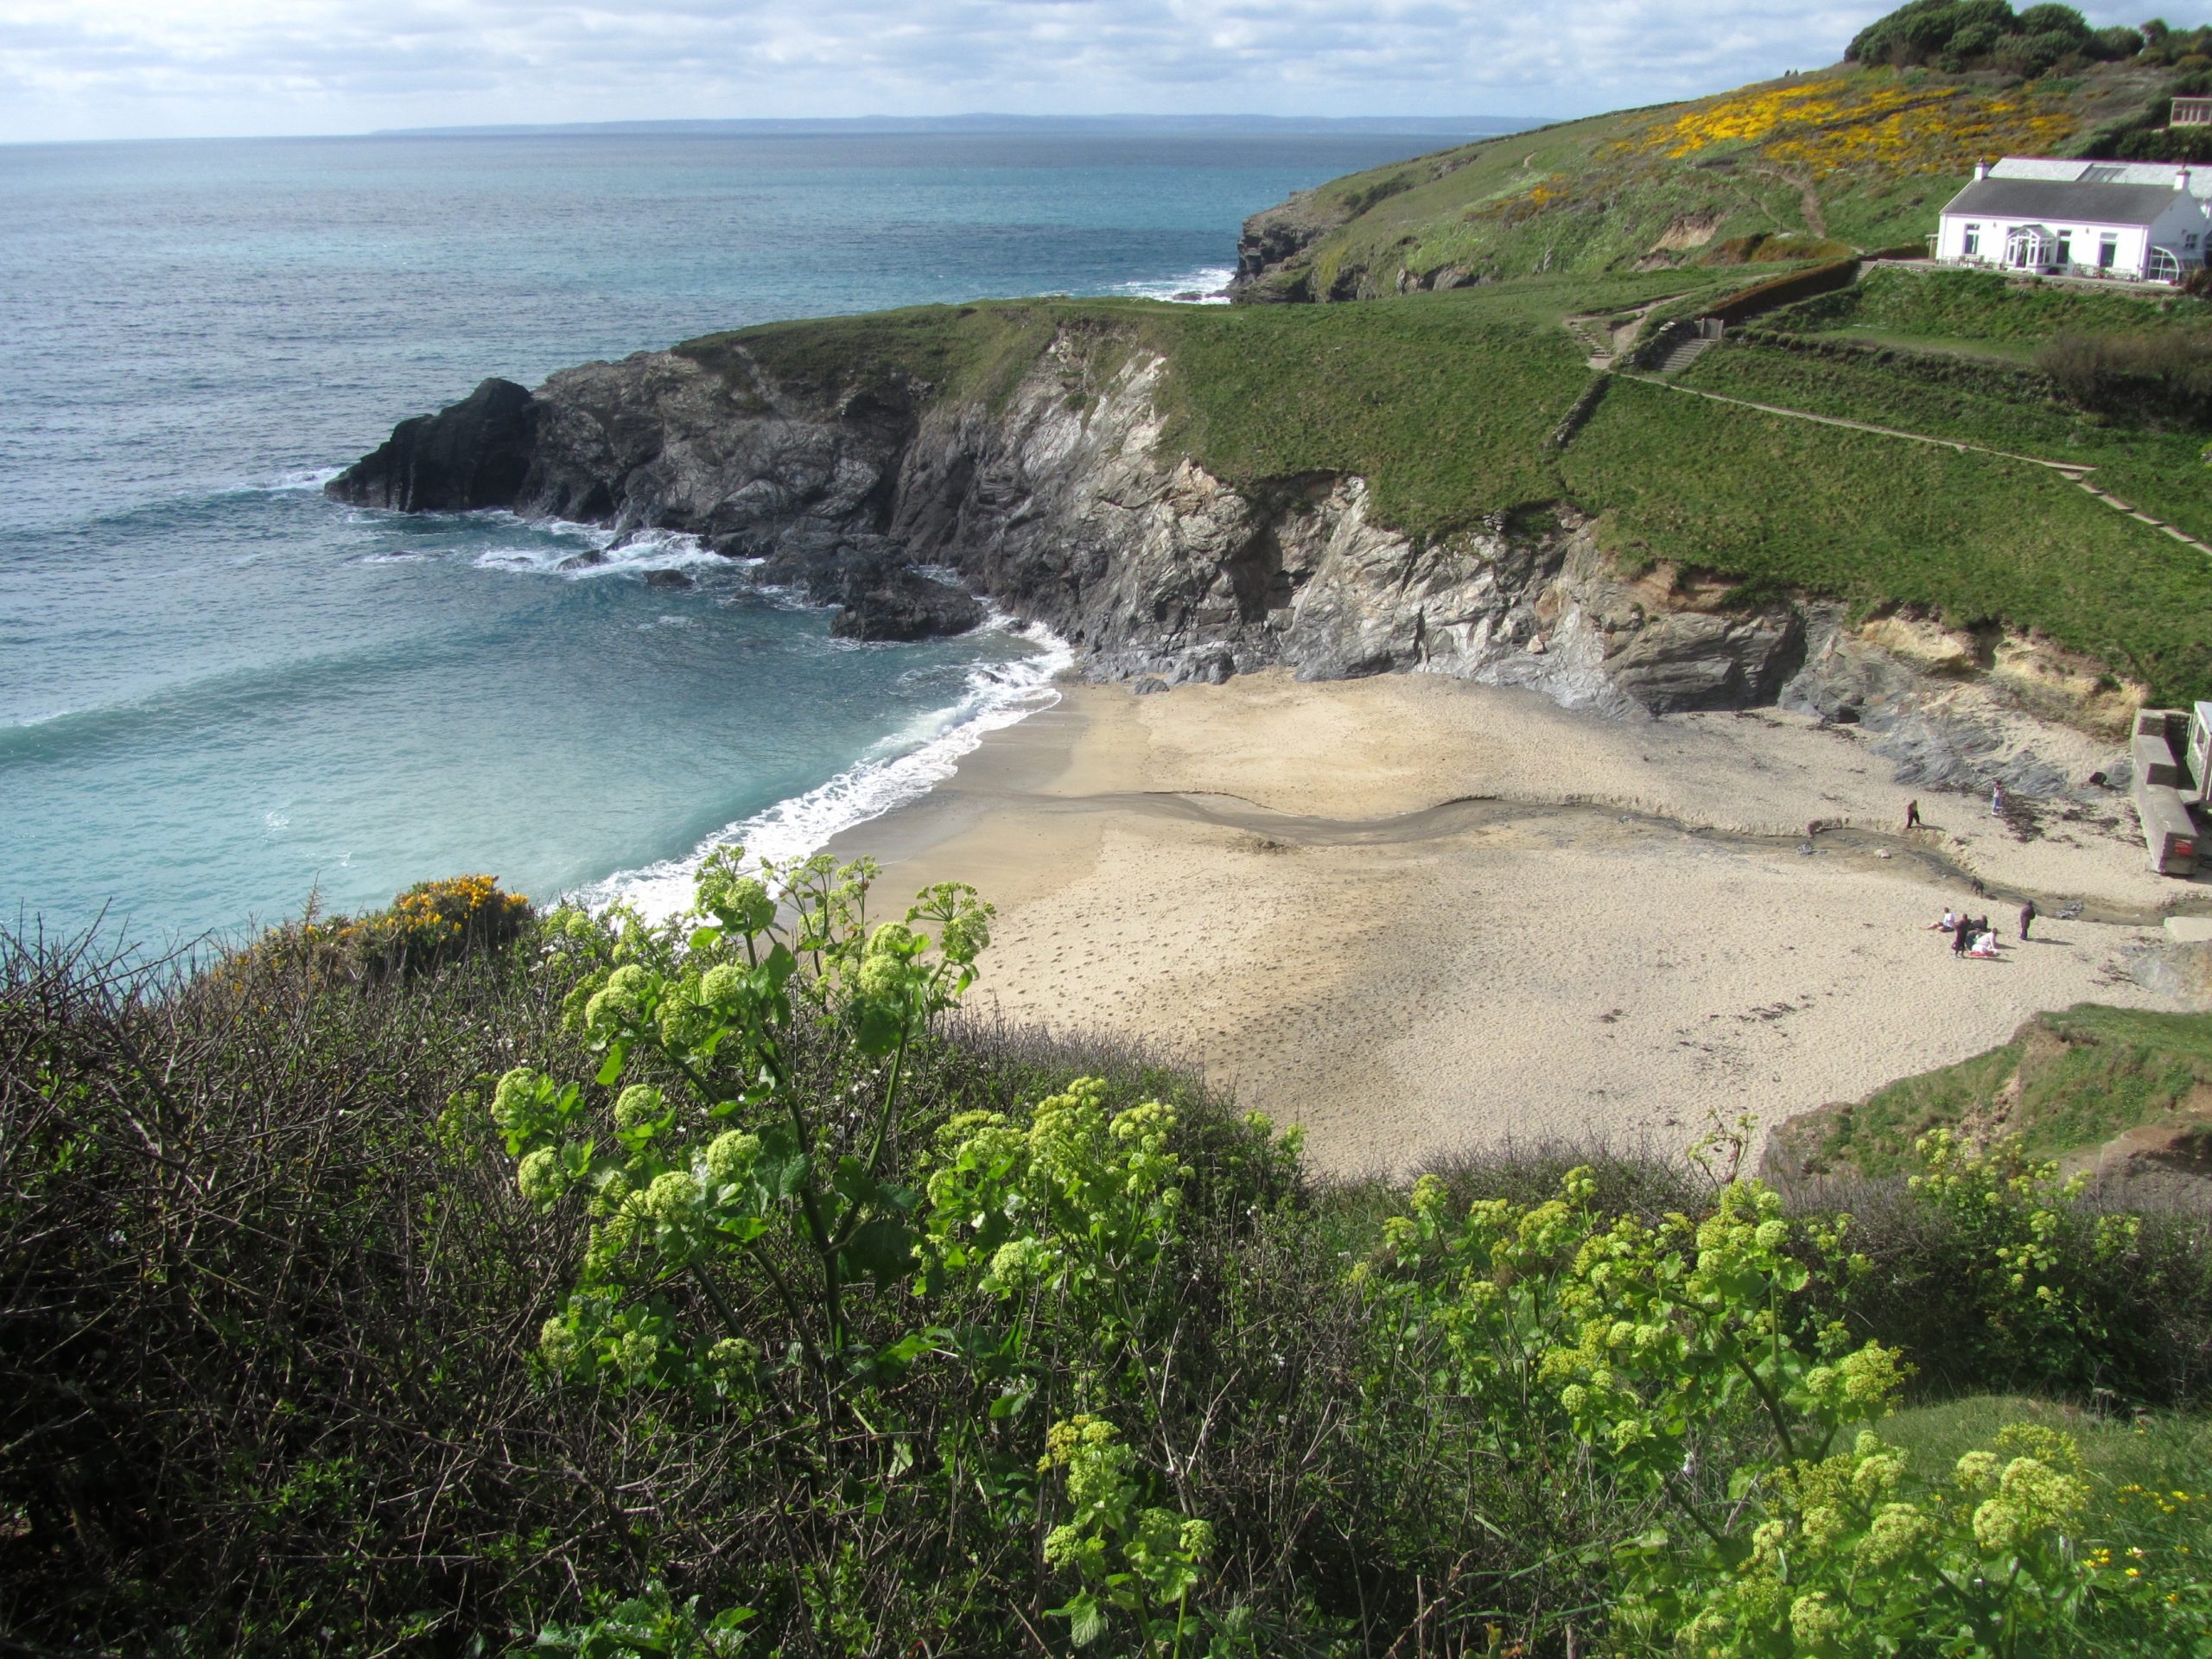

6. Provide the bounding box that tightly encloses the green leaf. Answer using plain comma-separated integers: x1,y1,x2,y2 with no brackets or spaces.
853,1002,905,1055
594,1043,628,1087
772,1153,811,1201
687,925,722,951
832,1155,882,1209
1055,1591,1107,1649
842,1217,917,1287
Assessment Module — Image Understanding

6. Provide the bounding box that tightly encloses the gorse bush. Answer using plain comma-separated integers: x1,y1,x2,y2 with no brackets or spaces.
8,867,2212,1654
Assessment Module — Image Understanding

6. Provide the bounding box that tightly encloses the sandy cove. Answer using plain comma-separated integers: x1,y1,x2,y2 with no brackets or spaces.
827,671,2207,1178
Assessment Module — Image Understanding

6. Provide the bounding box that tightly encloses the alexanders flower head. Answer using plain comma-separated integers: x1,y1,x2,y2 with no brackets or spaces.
613,1084,664,1130
704,1130,761,1185
856,953,910,1003
644,1169,701,1222
517,1147,568,1205
493,1066,543,1132
698,963,747,1013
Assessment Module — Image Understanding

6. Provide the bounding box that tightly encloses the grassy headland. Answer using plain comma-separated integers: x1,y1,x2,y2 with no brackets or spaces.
687,256,2212,702
1230,53,2176,302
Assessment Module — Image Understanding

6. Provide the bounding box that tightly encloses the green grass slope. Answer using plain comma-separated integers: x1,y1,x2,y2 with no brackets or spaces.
1768,1004,2212,1178
1235,59,2168,302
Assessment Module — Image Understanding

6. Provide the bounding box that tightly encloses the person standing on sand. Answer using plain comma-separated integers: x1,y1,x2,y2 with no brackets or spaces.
1905,798,1921,830
1991,783,2005,818
2019,899,2037,940
1953,918,1971,956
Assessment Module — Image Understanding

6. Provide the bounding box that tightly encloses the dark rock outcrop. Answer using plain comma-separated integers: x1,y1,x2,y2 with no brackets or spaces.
330,378,537,512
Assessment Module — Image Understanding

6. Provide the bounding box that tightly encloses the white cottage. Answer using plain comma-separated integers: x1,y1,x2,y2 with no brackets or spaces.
1935,157,2210,282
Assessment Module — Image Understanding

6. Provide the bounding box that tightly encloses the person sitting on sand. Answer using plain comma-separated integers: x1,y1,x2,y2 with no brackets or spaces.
1927,907,1957,932
1968,929,1999,957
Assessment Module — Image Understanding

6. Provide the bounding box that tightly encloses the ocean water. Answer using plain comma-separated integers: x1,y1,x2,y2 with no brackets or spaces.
0,127,1460,944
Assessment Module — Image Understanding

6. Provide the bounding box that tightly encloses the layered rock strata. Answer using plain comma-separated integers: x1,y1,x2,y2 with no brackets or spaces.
330,331,1809,709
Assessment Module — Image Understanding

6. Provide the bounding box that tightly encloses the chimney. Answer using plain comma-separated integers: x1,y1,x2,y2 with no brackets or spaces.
1974,160,1989,180
2179,165,2194,193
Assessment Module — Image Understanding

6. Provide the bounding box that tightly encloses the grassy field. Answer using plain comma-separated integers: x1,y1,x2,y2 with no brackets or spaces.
1560,372,2212,702
692,277,1713,539
1789,1006,2212,1177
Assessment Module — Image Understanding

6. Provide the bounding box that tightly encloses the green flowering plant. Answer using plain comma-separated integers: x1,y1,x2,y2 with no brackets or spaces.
1652,1422,2103,1657
1907,1130,2142,1390
490,845,993,1395
1038,1414,1215,1655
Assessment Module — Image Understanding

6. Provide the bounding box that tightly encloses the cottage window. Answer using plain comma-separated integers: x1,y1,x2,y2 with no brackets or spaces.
2055,232,2073,266
1962,223,1980,256
2099,233,2119,270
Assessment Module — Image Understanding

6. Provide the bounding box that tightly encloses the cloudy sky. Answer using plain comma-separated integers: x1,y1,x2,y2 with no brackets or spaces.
0,0,2170,144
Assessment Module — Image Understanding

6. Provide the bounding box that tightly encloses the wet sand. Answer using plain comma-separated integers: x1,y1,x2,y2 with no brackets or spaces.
828,671,2207,1177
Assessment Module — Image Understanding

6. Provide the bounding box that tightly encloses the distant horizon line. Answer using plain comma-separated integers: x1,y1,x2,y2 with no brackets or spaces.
372,112,1548,138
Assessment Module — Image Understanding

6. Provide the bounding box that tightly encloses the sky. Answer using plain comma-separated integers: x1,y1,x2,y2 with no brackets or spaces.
0,0,2182,145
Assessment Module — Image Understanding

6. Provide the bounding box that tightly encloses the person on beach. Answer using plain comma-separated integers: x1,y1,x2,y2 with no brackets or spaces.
2019,899,2037,940
1905,798,1922,831
1928,907,1957,932
1953,918,1972,956
1991,783,2005,818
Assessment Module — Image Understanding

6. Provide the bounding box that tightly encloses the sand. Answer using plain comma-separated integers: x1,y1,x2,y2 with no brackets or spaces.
827,671,2209,1177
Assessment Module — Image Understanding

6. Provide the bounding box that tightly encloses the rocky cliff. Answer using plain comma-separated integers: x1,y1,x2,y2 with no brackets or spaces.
330,326,1810,712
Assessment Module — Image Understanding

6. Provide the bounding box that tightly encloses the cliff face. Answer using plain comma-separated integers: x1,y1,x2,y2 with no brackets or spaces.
327,328,1808,711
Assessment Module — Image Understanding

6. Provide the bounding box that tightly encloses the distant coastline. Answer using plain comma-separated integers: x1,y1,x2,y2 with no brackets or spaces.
372,112,1544,139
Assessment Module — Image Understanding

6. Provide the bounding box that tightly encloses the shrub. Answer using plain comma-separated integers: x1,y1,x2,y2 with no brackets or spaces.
2037,327,2212,425
10,880,2212,1653
1847,0,2104,71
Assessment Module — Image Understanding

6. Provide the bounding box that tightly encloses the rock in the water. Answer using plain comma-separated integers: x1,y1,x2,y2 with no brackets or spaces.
327,378,537,512
643,569,696,590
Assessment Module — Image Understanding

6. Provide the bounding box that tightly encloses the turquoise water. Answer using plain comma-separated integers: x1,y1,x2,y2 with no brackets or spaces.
0,129,1455,944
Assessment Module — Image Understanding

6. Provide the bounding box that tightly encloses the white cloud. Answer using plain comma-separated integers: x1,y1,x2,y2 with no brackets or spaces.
0,0,2170,143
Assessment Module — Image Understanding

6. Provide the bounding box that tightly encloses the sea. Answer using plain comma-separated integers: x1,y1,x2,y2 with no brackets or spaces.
0,125,1491,946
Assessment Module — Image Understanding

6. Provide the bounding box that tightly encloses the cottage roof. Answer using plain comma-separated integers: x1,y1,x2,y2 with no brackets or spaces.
1942,176,2192,227
1992,156,2209,197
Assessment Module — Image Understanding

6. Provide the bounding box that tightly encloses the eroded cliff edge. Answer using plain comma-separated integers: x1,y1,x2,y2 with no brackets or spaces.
330,325,1815,717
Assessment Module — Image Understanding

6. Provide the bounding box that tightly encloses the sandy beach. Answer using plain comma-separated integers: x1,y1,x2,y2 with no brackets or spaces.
829,671,2209,1177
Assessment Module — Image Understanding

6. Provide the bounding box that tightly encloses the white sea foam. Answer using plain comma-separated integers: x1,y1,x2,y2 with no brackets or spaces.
1110,265,1234,304
575,617,1074,922
471,523,731,581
